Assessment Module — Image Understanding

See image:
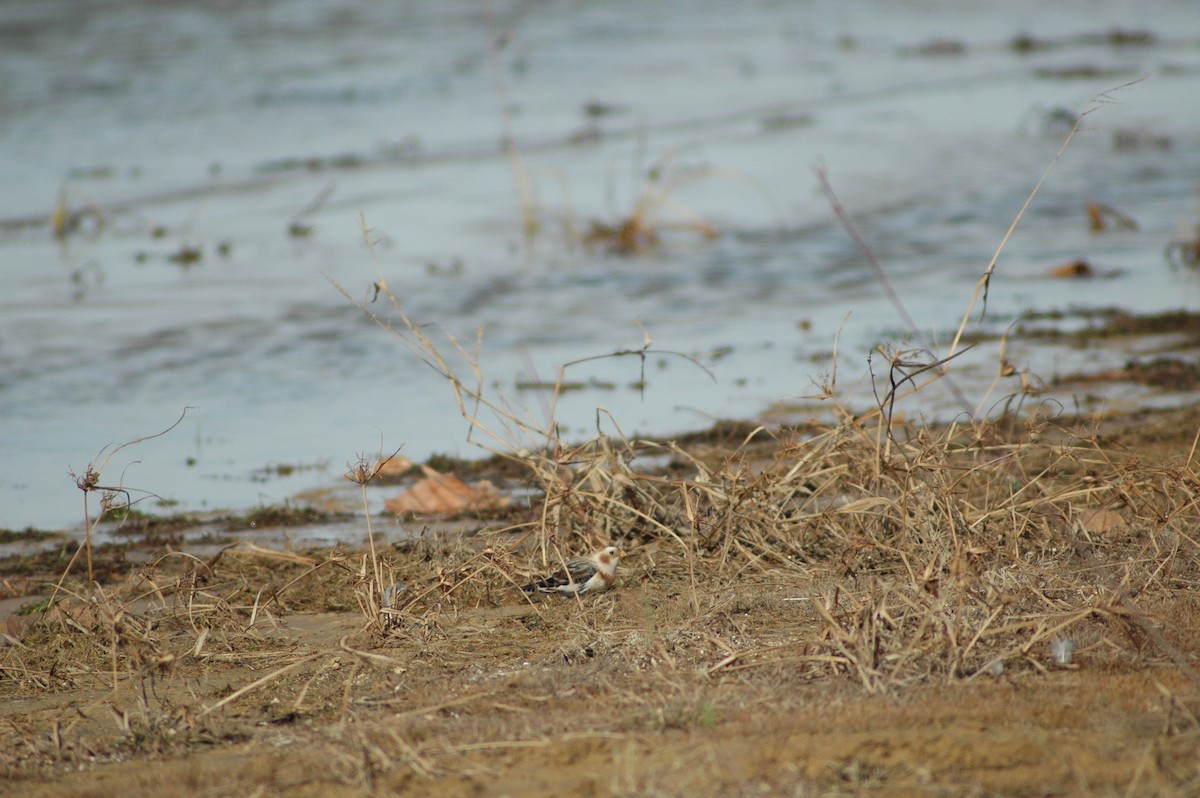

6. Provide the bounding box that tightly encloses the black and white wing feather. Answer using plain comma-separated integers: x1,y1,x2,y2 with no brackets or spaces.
522,546,621,595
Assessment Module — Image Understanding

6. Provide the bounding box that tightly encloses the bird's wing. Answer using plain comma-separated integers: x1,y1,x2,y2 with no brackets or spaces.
562,556,600,582
523,555,599,593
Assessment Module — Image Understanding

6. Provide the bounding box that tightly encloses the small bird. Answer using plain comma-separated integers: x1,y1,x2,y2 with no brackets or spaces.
523,546,621,596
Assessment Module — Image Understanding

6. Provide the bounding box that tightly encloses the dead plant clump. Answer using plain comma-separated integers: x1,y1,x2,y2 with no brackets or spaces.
3,406,1200,796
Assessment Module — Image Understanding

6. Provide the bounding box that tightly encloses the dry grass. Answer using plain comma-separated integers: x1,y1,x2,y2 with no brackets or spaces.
5,399,1200,796
6,82,1200,797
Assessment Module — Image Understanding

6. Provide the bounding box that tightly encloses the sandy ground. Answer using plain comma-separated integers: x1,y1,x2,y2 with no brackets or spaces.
3,403,1200,797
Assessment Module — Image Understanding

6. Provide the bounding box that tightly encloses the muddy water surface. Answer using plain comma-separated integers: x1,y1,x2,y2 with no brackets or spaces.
2,0,1199,531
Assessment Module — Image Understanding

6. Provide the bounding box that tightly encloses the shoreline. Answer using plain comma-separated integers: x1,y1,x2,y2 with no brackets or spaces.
5,397,1200,795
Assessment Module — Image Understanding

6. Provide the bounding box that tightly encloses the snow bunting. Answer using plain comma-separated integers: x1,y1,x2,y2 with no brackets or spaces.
523,546,621,596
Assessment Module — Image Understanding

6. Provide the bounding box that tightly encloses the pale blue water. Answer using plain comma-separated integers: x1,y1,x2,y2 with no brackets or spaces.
2,0,1199,531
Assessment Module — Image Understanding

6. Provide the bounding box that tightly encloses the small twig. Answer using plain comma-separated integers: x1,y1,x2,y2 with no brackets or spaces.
199,654,322,717
948,77,1147,350
816,167,974,420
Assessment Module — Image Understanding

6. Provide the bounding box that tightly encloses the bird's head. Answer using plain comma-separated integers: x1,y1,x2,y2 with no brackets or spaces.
596,546,622,565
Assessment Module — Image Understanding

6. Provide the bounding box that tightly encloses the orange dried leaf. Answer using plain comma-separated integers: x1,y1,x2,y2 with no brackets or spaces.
1079,508,1127,534
5,613,31,640
1085,202,1138,233
1048,258,1094,279
372,455,413,477
44,599,98,628
384,466,506,516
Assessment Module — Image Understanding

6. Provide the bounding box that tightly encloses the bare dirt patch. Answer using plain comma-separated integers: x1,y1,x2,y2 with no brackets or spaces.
4,405,1200,797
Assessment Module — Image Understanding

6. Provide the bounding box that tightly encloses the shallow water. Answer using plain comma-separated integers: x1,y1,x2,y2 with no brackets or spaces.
2,0,1199,531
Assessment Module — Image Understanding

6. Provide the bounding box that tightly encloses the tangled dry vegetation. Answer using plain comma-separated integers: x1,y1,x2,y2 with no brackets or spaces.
5,87,1200,793
4,398,1200,796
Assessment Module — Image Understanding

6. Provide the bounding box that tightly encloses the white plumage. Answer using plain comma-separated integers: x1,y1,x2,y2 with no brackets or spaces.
523,546,621,596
